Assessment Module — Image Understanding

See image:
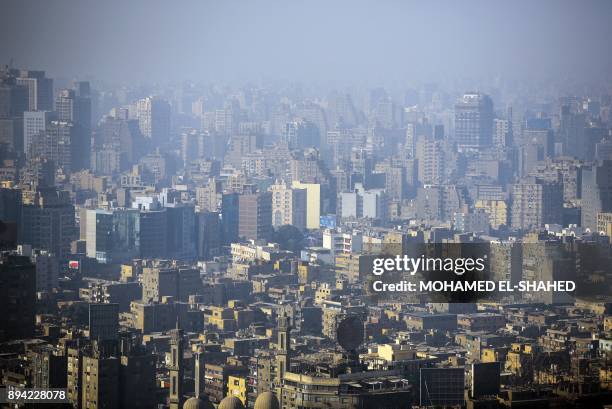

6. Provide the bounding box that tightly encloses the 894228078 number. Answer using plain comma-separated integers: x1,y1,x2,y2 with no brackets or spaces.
1,387,69,403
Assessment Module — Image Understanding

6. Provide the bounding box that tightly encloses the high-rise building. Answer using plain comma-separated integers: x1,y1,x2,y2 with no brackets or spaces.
81,353,120,409
270,181,307,230
454,93,493,150
142,266,178,303
289,149,328,184
93,111,141,173
66,345,83,408
522,234,574,304
23,110,55,155
0,70,28,152
511,178,563,231
196,211,222,260
84,208,140,264
166,203,197,260
16,70,53,111
31,249,59,292
20,187,76,260
138,207,168,258
0,253,36,342
291,181,321,229
29,345,67,389
28,120,75,172
20,157,55,191
88,303,119,342
339,186,387,221
55,88,92,170
0,69,28,118
474,199,508,229
196,179,222,212
493,118,511,147
282,120,320,149
136,96,171,144
238,192,272,241
416,138,446,185
581,160,612,231
181,129,205,164
0,187,21,249
222,192,240,244
362,189,388,220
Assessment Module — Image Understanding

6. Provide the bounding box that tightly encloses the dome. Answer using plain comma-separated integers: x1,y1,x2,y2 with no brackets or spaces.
254,392,280,409
218,396,246,409
183,396,215,409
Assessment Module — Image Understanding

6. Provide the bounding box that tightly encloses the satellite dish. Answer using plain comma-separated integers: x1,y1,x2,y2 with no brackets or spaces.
336,315,364,352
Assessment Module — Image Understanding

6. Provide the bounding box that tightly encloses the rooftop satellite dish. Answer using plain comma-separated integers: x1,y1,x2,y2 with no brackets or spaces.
336,315,364,352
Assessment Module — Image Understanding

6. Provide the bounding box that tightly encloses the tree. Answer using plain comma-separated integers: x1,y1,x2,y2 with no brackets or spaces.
272,225,305,253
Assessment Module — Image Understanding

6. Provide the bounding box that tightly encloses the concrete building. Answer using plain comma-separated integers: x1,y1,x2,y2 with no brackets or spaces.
23,110,55,155
0,254,35,342
88,303,119,342
475,199,508,229
238,192,272,241
136,96,171,144
511,178,563,231
269,181,307,230
581,160,612,231
291,181,321,229
16,70,53,111
20,187,76,259
416,138,446,185
454,93,493,150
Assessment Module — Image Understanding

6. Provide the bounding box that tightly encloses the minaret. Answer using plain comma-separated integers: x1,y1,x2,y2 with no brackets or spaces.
194,345,206,398
169,326,185,409
276,313,291,383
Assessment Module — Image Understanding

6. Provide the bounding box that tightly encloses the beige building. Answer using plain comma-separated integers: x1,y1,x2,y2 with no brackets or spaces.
291,181,320,229
475,199,508,229
269,181,307,230
597,212,612,236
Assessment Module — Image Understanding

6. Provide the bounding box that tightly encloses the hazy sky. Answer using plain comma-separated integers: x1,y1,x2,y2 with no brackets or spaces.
1,0,611,85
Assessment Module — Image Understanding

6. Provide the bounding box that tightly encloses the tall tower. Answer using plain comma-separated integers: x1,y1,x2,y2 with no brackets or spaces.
276,314,291,384
194,346,206,399
169,327,184,409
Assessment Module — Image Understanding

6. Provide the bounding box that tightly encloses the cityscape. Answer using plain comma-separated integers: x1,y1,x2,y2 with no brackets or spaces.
0,1,612,408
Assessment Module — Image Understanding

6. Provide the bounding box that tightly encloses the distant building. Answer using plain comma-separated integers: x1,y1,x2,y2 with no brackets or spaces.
28,120,75,172
222,192,240,244
511,178,563,231
581,160,612,231
88,303,119,342
291,181,321,229
455,93,493,150
238,192,272,241
269,181,307,230
55,88,92,170
0,254,35,342
136,96,171,144
20,187,76,259
196,211,222,260
23,110,55,155
475,199,508,229
16,70,53,111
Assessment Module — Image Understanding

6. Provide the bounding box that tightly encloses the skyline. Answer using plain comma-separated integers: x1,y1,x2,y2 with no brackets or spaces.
0,2,611,408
